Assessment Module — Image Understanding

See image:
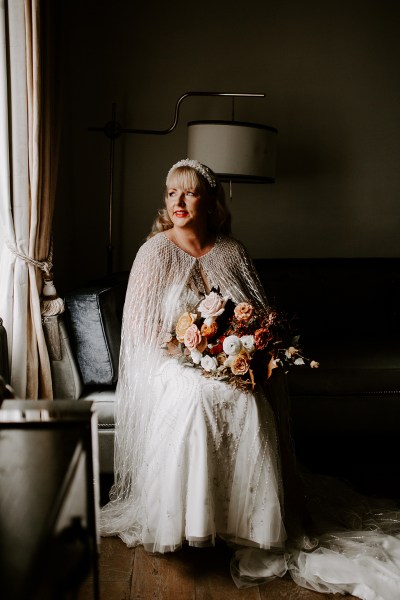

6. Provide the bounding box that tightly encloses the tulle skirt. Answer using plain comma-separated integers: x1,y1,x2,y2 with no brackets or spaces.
101,360,400,599
101,358,286,553
139,360,286,552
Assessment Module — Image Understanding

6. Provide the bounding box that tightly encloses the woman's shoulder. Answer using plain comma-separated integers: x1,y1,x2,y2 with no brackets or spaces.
135,232,168,258
217,235,250,256
214,236,256,272
127,234,174,286
128,233,165,273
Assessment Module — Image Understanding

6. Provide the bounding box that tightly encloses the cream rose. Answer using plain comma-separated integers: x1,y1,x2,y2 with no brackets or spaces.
200,355,218,372
183,324,202,351
190,348,203,364
176,312,197,342
198,291,227,324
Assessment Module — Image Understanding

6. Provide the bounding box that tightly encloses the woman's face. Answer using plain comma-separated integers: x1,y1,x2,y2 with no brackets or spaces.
165,178,211,231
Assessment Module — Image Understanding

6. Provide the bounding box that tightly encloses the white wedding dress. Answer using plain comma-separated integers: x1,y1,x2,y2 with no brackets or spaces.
100,233,400,600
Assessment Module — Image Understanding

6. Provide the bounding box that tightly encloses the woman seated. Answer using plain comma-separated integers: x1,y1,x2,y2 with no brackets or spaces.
101,159,400,599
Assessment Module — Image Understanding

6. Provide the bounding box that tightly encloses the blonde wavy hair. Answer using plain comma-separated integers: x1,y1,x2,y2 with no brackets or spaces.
147,164,231,239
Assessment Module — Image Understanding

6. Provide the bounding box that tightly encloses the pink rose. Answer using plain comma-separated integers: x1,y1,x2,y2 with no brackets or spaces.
183,324,202,351
198,291,227,322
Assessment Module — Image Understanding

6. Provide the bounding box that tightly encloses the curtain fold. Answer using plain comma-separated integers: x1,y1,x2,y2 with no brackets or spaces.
0,0,58,399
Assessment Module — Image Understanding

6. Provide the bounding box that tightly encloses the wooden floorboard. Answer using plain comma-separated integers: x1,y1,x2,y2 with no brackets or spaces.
76,536,359,600
131,545,195,600
190,544,260,600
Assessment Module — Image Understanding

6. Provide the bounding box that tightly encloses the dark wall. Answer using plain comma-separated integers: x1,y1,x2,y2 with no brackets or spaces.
54,0,400,292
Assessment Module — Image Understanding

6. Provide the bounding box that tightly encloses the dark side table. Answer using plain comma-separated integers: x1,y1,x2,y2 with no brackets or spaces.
0,400,100,600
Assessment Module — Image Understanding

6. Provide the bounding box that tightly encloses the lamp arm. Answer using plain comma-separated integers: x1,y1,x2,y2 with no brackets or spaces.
89,92,265,139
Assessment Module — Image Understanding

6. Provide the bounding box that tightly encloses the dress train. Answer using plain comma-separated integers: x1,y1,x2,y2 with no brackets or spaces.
231,470,400,599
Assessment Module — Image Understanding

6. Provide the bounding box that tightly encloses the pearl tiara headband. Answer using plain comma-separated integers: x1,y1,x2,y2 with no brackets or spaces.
167,158,217,188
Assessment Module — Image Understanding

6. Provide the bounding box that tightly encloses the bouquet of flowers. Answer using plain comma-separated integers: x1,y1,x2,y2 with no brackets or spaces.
164,289,318,391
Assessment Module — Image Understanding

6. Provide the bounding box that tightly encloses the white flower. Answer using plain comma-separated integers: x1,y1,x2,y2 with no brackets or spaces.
200,355,218,372
190,348,203,364
294,357,305,365
310,360,320,368
222,335,242,356
240,335,255,354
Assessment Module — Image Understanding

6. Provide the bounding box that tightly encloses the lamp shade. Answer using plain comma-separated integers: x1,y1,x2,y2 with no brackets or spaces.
187,120,277,183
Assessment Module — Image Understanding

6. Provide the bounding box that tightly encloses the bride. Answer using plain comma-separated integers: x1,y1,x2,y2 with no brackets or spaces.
101,159,400,599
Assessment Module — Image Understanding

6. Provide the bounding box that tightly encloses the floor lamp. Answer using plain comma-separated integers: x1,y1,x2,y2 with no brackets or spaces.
89,91,277,275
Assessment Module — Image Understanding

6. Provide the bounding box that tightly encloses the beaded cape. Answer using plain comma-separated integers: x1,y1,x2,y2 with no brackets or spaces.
100,233,285,549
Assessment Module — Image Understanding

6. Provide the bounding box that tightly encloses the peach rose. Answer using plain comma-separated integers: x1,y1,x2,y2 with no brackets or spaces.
234,302,254,322
176,312,197,342
231,353,250,376
183,324,202,351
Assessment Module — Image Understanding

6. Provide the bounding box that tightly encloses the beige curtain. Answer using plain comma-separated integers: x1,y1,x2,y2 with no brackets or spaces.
0,0,58,399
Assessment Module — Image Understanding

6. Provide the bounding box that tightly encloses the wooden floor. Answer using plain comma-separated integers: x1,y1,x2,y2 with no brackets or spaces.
76,536,357,600
74,459,400,600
